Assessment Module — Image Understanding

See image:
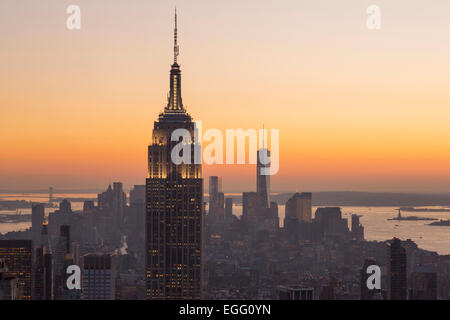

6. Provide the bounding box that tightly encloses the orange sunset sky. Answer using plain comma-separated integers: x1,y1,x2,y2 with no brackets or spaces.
1,0,450,192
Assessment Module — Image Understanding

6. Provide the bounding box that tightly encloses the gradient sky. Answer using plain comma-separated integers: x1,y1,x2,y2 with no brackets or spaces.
1,0,450,192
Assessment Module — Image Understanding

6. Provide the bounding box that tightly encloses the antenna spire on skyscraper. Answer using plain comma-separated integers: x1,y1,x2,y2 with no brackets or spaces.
174,7,179,64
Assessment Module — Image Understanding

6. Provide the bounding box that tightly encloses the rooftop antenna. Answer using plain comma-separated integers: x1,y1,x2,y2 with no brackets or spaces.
174,7,179,64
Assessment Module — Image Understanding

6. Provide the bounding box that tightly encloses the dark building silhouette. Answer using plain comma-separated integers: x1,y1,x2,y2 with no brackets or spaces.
285,192,312,223
47,200,84,252
389,238,407,300
34,247,52,300
209,176,221,196
239,148,278,232
83,254,117,300
48,187,54,203
145,10,203,300
34,218,53,300
53,225,71,300
212,193,225,222
98,182,126,226
59,199,72,214
126,185,146,274
98,184,114,210
209,176,224,222
0,258,22,300
128,185,146,226
112,182,126,225
242,192,263,226
225,198,233,222
314,207,349,241
72,243,80,266
83,200,95,214
242,192,278,233
31,203,44,251
351,214,364,241
130,185,146,205
284,193,312,241
267,201,279,231
410,271,437,300
256,148,270,208
0,240,32,300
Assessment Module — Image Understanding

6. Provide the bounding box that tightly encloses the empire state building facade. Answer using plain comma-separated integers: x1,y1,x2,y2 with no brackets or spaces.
146,12,203,300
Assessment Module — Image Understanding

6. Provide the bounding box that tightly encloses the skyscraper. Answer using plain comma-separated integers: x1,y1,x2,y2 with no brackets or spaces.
285,192,312,224
351,214,364,241
83,254,117,300
34,247,52,300
145,10,203,300
31,203,44,251
0,258,22,300
130,185,146,206
34,218,53,300
314,207,349,240
242,192,263,226
210,193,225,222
389,238,407,300
97,182,126,226
112,182,126,225
128,185,146,257
256,148,270,208
225,198,233,222
54,225,71,300
59,199,72,214
209,176,222,197
284,193,312,241
0,240,32,300
60,252,80,300
208,176,224,222
49,187,54,204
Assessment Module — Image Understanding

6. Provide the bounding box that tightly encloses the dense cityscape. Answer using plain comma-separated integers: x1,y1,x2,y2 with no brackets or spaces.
1,174,449,300
1,7,450,303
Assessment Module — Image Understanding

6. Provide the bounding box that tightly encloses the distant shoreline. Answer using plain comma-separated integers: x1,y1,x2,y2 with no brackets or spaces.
1,191,450,207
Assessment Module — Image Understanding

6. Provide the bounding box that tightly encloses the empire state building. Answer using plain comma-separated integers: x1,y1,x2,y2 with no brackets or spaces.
145,11,203,300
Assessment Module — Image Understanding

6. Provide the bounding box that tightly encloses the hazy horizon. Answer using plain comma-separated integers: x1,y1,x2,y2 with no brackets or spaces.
2,188,450,196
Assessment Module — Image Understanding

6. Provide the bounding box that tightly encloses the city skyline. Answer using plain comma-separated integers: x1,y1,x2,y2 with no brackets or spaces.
2,1,450,193
1,4,450,303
